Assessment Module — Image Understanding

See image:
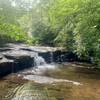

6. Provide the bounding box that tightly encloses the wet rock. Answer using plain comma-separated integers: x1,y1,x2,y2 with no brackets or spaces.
20,46,64,53
2,50,35,73
2,50,35,60
0,48,12,52
0,58,14,76
0,55,3,60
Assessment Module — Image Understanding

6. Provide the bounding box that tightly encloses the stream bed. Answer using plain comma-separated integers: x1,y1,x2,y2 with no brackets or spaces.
0,62,100,100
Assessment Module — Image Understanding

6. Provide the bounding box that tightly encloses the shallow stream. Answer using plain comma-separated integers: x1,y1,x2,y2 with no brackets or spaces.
0,62,100,100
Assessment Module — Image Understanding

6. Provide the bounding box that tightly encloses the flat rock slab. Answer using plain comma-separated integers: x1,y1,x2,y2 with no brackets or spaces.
2,50,35,60
4,43,64,52
21,46,64,53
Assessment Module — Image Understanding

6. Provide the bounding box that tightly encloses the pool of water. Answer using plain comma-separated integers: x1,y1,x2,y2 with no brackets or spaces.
0,62,100,100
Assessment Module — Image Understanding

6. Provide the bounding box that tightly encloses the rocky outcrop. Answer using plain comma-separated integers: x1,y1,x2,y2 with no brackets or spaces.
0,43,65,76
0,50,34,76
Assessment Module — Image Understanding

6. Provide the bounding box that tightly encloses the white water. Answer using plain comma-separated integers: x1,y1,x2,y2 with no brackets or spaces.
34,53,46,67
31,53,56,75
33,53,56,70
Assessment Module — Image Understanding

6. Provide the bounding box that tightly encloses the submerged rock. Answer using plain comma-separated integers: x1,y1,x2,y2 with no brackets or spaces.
12,82,50,100
23,75,82,85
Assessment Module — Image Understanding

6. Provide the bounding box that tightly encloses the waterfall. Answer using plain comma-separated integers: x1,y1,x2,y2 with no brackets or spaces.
34,53,46,67
32,52,56,73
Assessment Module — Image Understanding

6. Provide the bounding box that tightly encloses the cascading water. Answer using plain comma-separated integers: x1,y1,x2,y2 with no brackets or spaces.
34,53,46,67
32,52,56,74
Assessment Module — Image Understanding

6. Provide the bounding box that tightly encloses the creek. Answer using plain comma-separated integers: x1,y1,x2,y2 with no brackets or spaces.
0,44,100,100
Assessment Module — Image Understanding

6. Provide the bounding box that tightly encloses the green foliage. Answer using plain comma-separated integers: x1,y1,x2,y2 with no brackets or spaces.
32,22,56,46
49,0,100,67
0,22,27,43
73,0,100,66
